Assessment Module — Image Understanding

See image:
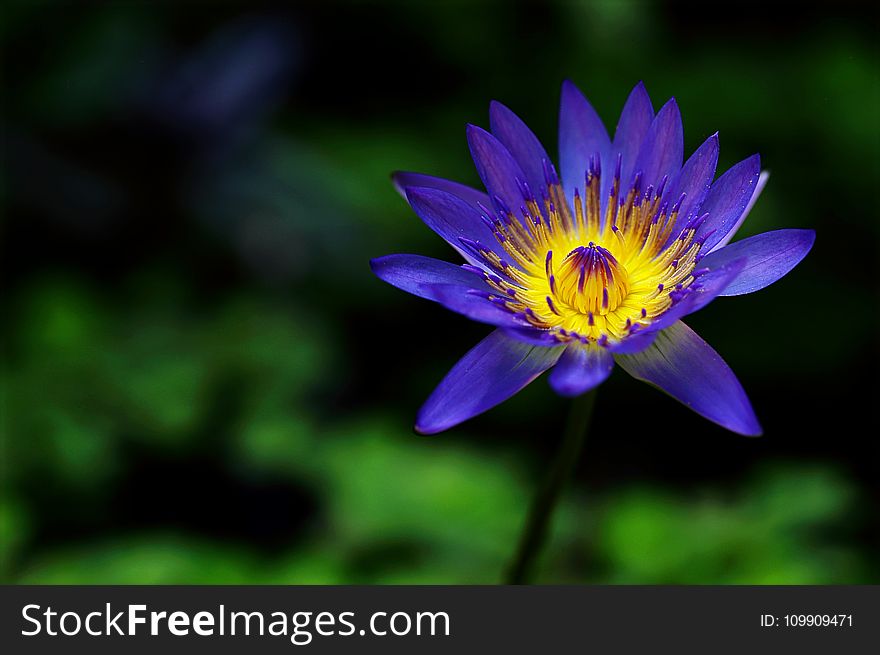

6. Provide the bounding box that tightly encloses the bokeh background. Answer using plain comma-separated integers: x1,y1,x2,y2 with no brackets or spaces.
2,0,878,584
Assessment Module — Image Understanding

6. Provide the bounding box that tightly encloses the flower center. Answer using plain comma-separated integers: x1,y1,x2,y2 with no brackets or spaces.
554,243,629,316
465,156,709,345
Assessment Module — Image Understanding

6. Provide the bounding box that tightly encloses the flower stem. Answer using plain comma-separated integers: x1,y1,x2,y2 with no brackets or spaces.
504,388,597,584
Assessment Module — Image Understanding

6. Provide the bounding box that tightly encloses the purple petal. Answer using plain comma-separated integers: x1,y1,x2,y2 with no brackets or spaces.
466,124,531,221
647,259,747,333
709,170,770,252
489,101,552,206
612,81,654,196
667,132,718,228
558,80,611,200
695,154,761,251
615,321,761,436
421,284,532,329
608,330,658,354
548,344,614,397
404,186,505,265
699,229,815,296
392,171,490,213
502,326,562,346
370,254,489,300
416,329,563,434
632,98,683,192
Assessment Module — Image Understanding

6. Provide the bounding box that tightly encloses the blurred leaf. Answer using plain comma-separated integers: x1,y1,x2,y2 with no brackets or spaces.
18,536,257,585
596,465,863,584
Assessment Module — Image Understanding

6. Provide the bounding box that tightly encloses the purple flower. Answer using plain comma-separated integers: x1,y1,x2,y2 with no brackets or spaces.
372,81,814,436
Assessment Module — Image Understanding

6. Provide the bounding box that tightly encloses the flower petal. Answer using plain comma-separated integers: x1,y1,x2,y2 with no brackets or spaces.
416,330,563,434
502,326,562,346
421,284,532,329
392,171,490,213
370,254,489,300
548,343,614,397
404,186,505,265
699,229,816,296
559,80,611,201
608,330,657,354
709,170,770,252
647,258,747,333
632,98,683,192
615,321,761,436
667,132,719,229
466,124,531,221
695,154,761,252
612,81,654,195
489,101,552,205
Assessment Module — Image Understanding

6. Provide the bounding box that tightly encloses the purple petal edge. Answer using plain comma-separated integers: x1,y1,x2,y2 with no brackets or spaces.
632,97,683,192
700,228,816,296
710,170,770,252
666,132,719,232
609,330,658,354
548,344,614,397
419,283,532,329
489,101,552,208
696,154,761,252
370,254,489,300
392,171,490,213
416,330,563,434
501,326,562,347
645,258,747,333
558,80,611,203
466,124,532,223
404,186,504,265
612,81,654,200
615,321,762,436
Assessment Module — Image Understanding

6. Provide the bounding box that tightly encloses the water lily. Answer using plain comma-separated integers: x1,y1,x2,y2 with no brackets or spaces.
372,81,814,437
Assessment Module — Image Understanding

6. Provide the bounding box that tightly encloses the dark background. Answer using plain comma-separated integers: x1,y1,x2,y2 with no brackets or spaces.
2,0,878,583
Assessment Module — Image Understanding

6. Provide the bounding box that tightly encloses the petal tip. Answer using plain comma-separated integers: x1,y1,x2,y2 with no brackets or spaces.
465,123,493,148
390,170,407,194
413,421,442,436
560,79,584,101
403,184,452,208
734,417,763,437
402,185,426,204
414,404,446,435
549,382,596,398
465,122,482,135
796,228,817,256
797,228,817,250
659,97,680,114
488,99,513,130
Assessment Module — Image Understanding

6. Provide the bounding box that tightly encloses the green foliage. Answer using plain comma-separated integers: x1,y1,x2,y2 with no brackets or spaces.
596,466,862,584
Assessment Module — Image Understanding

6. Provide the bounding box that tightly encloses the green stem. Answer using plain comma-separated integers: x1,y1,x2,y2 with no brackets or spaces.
504,388,597,584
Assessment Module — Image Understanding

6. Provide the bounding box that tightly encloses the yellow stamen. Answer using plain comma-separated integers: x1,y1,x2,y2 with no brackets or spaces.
479,178,703,345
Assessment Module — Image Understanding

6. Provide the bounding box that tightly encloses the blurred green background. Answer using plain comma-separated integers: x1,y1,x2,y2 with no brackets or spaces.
1,0,878,584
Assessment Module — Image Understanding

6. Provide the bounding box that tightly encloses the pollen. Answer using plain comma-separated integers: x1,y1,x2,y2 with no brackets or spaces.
464,155,709,345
